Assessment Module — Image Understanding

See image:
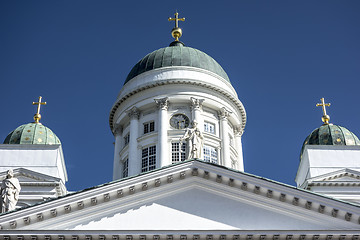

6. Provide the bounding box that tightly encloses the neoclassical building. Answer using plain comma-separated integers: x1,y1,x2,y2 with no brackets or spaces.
0,13,360,239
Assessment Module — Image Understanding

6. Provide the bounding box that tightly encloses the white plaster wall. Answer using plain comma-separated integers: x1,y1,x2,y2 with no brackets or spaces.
296,145,360,186
0,144,67,183
71,188,348,231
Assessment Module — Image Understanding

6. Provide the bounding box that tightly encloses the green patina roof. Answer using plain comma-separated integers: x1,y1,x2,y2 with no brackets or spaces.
3,122,60,145
124,41,230,84
300,124,360,160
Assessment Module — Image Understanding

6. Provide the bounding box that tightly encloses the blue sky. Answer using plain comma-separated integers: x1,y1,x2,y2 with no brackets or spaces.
1,1,359,191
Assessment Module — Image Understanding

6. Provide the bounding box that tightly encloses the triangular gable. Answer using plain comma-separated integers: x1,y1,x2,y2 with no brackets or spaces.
0,161,359,231
0,168,61,183
308,168,360,183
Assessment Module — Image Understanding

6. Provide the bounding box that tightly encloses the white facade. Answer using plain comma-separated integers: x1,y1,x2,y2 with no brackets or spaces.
0,144,68,207
111,66,246,180
1,160,360,235
296,145,360,203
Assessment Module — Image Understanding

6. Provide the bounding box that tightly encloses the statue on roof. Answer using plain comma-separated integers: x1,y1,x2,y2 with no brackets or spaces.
180,120,204,159
1,169,21,213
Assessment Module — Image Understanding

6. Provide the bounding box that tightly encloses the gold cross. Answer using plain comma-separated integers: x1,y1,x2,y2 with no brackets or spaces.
316,97,331,124
32,96,47,123
168,12,185,28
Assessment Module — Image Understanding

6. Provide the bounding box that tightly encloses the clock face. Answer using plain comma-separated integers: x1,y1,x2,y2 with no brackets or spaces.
170,114,190,129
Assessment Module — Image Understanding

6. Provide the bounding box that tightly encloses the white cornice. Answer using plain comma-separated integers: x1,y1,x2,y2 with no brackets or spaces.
0,230,360,239
1,161,359,230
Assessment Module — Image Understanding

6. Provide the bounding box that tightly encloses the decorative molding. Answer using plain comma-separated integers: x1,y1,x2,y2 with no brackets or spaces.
154,97,169,110
228,178,234,187
155,179,161,187
23,217,30,225
190,97,205,111
216,175,222,183
142,182,148,191
280,193,286,202
77,201,84,209
167,175,173,183
218,107,232,120
64,205,71,213
50,209,57,217
345,212,352,221
1,161,360,230
117,190,123,197
104,193,110,201
109,80,247,134
126,107,140,120
37,213,44,221
91,197,97,205
9,221,16,229
234,125,244,136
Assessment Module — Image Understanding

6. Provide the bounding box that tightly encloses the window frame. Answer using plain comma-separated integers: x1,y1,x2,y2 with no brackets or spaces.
141,145,156,172
171,142,187,163
122,158,129,178
204,121,216,134
143,121,155,134
203,145,218,164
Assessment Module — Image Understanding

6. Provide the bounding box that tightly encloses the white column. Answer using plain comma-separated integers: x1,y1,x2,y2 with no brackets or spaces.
155,97,169,167
234,125,244,171
190,97,204,132
127,107,140,176
112,126,123,180
219,107,231,167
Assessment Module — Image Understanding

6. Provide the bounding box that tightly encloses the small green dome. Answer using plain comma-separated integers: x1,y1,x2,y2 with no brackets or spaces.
300,124,360,159
124,42,230,84
3,123,60,145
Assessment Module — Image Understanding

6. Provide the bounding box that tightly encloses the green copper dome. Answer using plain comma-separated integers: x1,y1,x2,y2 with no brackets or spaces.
300,124,360,159
3,123,60,145
124,42,230,84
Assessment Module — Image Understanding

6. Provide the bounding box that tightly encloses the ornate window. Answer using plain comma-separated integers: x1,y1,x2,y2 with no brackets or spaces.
122,158,129,178
124,133,130,146
141,145,156,172
204,122,215,134
172,142,186,163
203,145,218,164
144,121,155,134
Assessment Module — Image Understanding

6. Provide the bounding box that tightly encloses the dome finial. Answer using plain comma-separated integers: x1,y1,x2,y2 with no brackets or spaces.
316,97,331,125
168,11,185,41
32,96,47,123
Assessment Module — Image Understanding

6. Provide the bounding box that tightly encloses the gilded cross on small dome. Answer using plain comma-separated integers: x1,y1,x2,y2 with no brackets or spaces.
32,96,47,123
168,12,185,41
316,97,331,125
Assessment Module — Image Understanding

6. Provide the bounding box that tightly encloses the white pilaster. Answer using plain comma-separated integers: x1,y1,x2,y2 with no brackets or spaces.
113,126,123,180
219,107,231,167
127,107,140,176
190,97,205,132
234,125,244,171
154,97,169,168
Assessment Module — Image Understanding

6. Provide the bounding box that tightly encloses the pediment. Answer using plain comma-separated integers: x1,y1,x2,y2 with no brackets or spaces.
0,168,61,183
1,161,359,231
309,168,360,183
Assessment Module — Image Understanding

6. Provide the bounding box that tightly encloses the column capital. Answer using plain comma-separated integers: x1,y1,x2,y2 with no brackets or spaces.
190,97,204,111
127,107,140,120
218,107,232,120
154,97,169,110
234,125,244,136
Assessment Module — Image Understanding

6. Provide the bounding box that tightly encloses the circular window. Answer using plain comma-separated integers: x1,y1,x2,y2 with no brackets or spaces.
170,114,190,129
